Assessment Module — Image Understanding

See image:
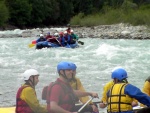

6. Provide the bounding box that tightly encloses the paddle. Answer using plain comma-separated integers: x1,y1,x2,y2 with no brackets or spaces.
28,40,36,48
78,41,84,45
55,37,63,47
28,43,35,48
93,101,102,104
78,97,93,113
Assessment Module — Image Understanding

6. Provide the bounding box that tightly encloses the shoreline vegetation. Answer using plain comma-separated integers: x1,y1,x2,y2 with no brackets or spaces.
1,5,150,31
70,5,150,27
0,1,150,30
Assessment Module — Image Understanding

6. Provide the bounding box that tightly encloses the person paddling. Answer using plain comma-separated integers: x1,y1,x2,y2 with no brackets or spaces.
70,30,79,41
99,67,150,113
36,34,46,43
69,62,99,113
46,61,99,113
140,76,150,107
16,69,48,113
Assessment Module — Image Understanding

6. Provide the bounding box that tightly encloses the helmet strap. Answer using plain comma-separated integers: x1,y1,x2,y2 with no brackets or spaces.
62,70,69,81
60,70,72,82
29,76,35,89
68,74,76,82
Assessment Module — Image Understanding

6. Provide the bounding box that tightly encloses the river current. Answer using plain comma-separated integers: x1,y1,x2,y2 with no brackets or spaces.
0,37,150,112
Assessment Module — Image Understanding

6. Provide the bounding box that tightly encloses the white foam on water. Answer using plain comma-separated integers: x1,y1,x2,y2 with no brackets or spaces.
0,37,150,113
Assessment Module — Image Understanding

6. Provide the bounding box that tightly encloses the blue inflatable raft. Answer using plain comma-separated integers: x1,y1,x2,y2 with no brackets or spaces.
36,41,79,49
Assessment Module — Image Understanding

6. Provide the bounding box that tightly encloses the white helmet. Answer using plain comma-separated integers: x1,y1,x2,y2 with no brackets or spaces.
64,31,67,34
70,30,74,32
23,69,39,80
54,33,59,36
40,34,44,37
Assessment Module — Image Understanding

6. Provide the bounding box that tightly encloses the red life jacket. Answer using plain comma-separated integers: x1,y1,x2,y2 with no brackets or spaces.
16,86,34,113
45,81,76,112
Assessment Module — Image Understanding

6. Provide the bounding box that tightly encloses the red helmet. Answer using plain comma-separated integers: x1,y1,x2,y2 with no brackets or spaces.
59,32,64,36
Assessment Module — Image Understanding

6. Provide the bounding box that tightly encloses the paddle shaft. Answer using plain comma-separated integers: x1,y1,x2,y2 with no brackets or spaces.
93,101,102,104
78,97,93,113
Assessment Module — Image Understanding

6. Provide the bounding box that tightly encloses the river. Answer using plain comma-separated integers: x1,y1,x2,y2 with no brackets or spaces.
0,37,150,113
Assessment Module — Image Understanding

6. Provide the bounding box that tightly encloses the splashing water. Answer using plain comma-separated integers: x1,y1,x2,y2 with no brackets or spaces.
0,37,150,113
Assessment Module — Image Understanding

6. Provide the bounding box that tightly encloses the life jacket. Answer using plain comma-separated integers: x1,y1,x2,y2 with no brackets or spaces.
107,83,133,112
16,86,33,113
64,35,71,44
46,35,52,40
42,81,76,112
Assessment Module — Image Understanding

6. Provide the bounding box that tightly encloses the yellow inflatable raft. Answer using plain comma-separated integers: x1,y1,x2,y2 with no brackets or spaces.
0,106,143,113
0,107,15,113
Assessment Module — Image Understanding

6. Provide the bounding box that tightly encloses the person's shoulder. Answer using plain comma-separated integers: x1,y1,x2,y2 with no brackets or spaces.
106,80,114,86
75,77,80,80
125,83,139,90
75,77,82,82
22,85,34,92
51,82,64,90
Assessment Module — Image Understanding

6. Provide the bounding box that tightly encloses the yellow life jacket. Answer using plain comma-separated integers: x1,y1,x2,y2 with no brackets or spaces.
140,80,150,107
107,83,133,112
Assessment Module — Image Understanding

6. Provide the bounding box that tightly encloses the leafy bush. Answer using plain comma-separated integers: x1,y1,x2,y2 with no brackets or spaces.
0,0,9,26
70,5,150,26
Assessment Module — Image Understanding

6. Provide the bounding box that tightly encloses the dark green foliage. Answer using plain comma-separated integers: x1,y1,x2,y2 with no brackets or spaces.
72,0,103,15
6,0,31,28
0,0,9,26
104,0,124,8
2,0,150,28
28,0,49,27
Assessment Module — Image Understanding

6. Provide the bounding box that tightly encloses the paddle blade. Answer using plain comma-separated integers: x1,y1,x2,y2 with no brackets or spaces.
78,41,84,45
32,40,36,44
28,43,35,48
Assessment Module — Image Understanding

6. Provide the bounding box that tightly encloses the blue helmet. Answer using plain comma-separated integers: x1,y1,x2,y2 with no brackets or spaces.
71,63,77,70
111,68,128,81
57,61,74,72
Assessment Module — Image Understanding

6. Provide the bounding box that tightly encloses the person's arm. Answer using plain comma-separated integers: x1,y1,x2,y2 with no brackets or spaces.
132,99,138,107
99,81,114,108
125,84,150,107
50,101,73,113
101,81,114,104
36,38,40,43
75,78,91,104
74,34,79,40
142,81,150,96
140,81,150,107
22,87,48,113
74,90,98,98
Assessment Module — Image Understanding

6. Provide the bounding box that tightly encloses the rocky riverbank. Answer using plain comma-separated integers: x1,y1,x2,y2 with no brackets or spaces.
0,23,150,39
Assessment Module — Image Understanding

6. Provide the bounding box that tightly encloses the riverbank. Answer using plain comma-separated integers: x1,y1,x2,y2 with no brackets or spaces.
0,23,150,39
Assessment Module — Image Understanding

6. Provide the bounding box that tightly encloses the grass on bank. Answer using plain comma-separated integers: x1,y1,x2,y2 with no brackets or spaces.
70,6,150,27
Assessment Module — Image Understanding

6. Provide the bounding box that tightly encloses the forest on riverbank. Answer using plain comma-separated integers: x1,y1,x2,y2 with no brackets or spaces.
0,0,150,30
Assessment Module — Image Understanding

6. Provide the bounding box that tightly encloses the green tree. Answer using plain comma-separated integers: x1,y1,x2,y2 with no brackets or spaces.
6,0,32,28
0,0,9,26
42,0,60,25
28,0,46,27
103,0,124,8
57,0,74,24
72,0,103,15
